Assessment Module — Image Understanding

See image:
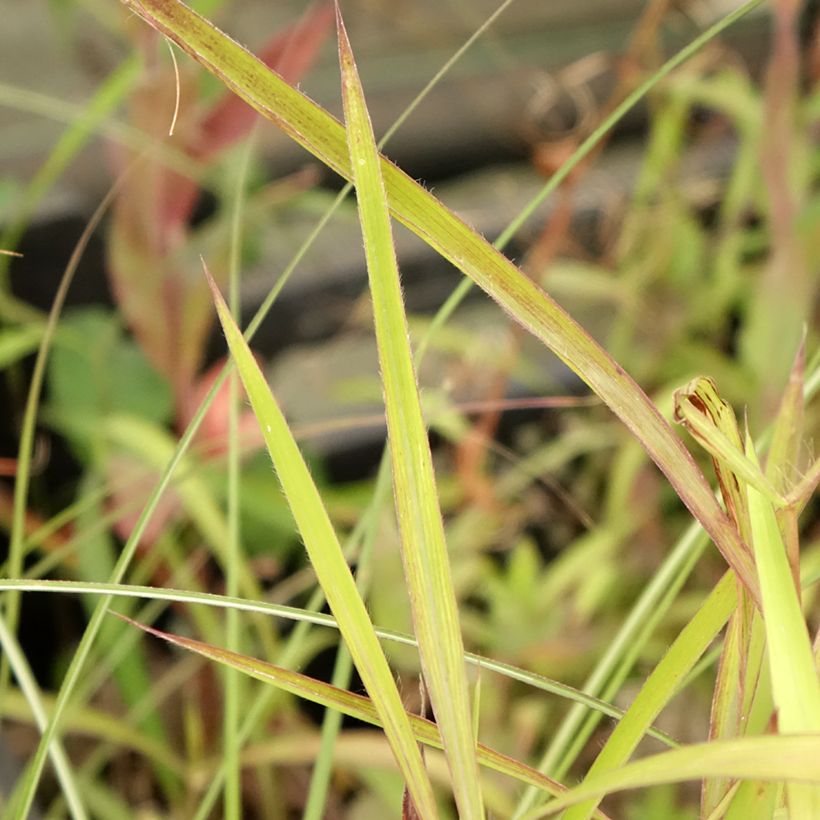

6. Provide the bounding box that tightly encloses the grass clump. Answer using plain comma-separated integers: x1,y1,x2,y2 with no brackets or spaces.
1,0,819,817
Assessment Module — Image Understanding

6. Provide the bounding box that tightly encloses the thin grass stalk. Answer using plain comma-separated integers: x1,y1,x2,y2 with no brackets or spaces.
2,163,131,661
223,128,256,820
0,614,86,819
0,578,677,749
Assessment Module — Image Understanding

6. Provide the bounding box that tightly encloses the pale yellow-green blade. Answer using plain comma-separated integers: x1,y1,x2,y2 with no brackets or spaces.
745,433,820,815
560,570,738,820
121,0,759,603
701,589,766,817
336,9,482,818
206,272,438,817
701,591,765,816
520,735,820,819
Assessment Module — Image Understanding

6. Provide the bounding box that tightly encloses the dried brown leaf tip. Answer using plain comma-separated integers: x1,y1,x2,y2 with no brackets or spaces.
674,376,750,542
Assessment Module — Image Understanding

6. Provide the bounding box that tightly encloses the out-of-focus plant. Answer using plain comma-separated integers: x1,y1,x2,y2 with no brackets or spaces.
107,1,333,424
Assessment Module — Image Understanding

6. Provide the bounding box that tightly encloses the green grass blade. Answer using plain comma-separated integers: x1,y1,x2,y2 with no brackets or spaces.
222,132,255,820
701,593,765,816
336,9,482,818
206,271,438,817
560,570,739,820
521,735,820,819
745,434,820,815
120,0,760,602
746,436,820,728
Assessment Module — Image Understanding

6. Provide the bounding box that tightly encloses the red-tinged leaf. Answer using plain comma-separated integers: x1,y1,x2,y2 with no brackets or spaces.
702,589,765,816
106,56,209,406
118,615,612,818
196,2,334,159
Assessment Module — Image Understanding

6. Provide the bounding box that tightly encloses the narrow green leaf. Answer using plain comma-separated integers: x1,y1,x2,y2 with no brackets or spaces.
701,592,765,816
336,8,482,818
745,435,820,731
522,735,820,819
121,0,760,603
206,269,438,818
0,324,44,369
0,615,87,820
744,434,820,814
560,570,738,820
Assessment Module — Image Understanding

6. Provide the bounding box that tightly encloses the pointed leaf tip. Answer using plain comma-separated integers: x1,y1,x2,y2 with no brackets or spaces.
201,256,228,320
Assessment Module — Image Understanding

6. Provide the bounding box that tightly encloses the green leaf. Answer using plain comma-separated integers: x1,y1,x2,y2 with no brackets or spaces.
337,8,483,817
745,434,820,815
0,323,44,368
560,570,738,820
522,735,820,818
48,308,173,459
206,268,438,817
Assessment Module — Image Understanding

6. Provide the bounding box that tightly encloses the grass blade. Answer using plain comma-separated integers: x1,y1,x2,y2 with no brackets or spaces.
119,615,614,816
745,433,820,814
0,577,679,748
521,735,820,818
336,8,482,817
559,570,738,820
206,270,438,817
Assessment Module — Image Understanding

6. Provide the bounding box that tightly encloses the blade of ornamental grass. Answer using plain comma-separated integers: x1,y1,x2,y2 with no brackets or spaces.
118,615,613,818
204,268,438,818
744,434,820,815
335,8,483,818
520,735,820,819
120,0,760,603
558,570,739,820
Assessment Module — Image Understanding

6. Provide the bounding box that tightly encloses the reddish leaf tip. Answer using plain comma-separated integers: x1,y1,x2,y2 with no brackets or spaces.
334,1,351,59
200,255,223,307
